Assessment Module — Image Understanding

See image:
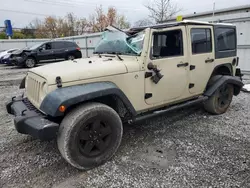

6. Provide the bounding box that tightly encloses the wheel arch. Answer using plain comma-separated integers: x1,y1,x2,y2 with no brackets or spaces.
40,82,137,118
204,75,244,97
26,55,37,62
211,63,233,77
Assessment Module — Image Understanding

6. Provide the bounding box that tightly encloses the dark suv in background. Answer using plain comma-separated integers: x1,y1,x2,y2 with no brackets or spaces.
11,40,82,68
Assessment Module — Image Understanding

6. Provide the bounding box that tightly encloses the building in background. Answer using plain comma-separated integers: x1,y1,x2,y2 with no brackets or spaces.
167,5,250,73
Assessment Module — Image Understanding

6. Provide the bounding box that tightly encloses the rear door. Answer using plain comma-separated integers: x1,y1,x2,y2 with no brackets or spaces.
52,41,66,60
187,25,215,95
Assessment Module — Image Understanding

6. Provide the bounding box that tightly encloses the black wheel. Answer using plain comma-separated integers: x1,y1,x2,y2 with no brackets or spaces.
204,83,234,115
57,102,123,170
25,57,36,68
67,55,75,60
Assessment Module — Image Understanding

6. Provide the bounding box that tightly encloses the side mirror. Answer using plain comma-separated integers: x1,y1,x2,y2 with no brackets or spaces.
38,47,43,51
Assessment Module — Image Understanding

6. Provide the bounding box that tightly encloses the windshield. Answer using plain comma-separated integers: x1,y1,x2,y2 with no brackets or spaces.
94,30,145,56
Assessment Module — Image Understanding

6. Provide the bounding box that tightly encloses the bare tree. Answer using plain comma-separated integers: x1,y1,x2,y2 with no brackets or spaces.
89,6,131,32
66,13,77,36
75,18,89,35
145,0,181,23
134,18,154,27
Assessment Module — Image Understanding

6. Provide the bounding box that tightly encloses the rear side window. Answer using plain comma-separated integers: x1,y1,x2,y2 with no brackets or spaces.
52,42,65,49
216,28,236,51
191,28,212,54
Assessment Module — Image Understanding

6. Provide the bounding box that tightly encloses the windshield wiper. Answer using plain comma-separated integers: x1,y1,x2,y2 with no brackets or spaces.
116,53,123,61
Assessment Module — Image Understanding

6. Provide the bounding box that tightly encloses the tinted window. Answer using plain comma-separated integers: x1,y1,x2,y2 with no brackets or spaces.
216,28,236,51
152,29,183,58
64,41,77,47
52,42,65,49
40,43,52,50
191,28,212,54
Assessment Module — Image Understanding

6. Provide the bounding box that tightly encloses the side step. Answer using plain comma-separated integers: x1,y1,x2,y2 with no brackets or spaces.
129,96,208,124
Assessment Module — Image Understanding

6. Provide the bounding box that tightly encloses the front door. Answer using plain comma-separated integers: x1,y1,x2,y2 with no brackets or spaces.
187,25,215,94
37,42,54,62
145,26,189,105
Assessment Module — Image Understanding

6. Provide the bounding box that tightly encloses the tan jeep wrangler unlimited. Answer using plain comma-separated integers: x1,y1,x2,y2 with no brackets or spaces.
6,20,243,170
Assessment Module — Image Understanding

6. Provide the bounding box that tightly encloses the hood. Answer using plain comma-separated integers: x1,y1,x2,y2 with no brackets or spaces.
12,48,31,55
2,53,11,59
29,56,130,85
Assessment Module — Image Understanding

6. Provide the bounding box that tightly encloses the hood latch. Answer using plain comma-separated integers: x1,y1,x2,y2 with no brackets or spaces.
56,76,62,88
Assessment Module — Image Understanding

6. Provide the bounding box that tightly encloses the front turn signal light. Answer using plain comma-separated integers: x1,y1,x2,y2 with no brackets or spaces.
59,105,66,112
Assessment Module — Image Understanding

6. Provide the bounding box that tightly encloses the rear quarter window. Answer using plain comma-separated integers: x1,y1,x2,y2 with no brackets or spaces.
217,28,236,51
214,26,237,59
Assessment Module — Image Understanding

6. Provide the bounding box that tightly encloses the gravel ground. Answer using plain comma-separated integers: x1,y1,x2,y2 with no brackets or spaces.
0,64,250,188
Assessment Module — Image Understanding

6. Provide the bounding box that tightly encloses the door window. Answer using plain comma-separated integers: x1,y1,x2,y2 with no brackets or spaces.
151,29,183,59
41,43,52,50
191,28,212,54
52,42,65,49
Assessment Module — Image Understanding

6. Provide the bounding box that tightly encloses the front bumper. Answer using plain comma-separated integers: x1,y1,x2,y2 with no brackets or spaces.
2,58,12,65
6,96,59,140
10,56,26,66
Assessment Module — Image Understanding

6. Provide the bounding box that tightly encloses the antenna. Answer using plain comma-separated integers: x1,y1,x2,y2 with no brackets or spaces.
212,2,216,23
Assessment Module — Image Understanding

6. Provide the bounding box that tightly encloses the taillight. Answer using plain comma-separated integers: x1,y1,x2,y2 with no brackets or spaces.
76,47,81,51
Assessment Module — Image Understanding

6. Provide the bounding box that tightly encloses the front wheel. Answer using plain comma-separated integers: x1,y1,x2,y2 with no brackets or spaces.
57,102,123,170
204,83,234,115
25,57,36,68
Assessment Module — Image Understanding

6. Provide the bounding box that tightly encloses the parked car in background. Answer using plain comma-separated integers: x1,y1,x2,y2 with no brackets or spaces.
1,53,15,65
0,48,19,64
10,40,82,68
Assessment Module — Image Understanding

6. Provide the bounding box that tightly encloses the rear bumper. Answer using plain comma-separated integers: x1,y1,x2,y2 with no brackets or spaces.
6,96,59,140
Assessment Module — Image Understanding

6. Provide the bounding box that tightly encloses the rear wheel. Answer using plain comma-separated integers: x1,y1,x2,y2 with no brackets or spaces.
57,102,123,170
67,55,75,60
25,57,36,68
204,83,234,115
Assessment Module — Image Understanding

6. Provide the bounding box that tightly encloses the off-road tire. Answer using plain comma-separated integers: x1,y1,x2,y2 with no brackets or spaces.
25,57,36,68
204,83,234,115
57,102,123,170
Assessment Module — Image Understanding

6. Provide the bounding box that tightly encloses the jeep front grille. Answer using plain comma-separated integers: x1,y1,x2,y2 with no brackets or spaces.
26,74,44,107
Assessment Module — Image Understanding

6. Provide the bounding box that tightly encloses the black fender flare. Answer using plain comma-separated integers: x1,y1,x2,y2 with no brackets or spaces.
40,82,137,117
204,75,244,97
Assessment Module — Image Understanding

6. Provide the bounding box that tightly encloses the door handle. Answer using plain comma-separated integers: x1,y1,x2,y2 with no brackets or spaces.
177,62,189,67
205,58,214,63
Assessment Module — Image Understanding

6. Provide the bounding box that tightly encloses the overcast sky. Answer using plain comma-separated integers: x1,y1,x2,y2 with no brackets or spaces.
0,0,249,28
